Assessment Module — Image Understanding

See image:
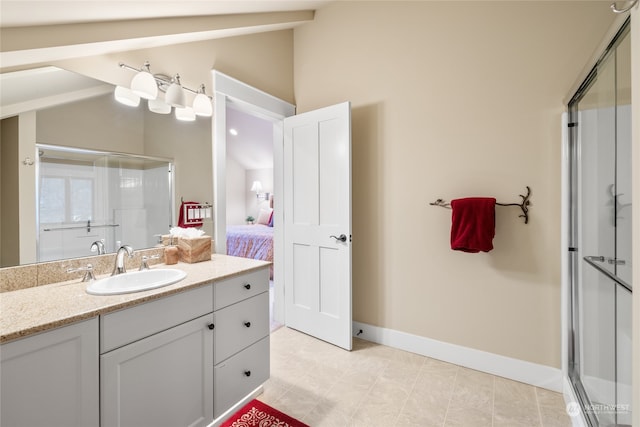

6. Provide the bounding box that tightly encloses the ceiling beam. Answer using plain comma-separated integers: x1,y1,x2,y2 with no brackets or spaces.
0,10,314,69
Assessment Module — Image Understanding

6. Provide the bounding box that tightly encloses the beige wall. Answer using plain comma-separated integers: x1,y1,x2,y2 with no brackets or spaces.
294,1,616,368
143,109,213,236
0,117,20,267
36,94,145,153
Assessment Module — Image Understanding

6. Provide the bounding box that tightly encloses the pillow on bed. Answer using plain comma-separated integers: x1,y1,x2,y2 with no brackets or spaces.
268,210,274,227
257,208,273,225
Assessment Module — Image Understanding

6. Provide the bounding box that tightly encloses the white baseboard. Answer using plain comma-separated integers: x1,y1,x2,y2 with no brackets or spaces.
353,321,563,392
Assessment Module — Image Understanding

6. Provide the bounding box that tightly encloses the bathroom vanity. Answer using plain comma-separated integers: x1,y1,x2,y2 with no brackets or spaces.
0,254,270,427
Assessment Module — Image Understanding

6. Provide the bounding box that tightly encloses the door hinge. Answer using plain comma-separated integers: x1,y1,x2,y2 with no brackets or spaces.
568,122,578,128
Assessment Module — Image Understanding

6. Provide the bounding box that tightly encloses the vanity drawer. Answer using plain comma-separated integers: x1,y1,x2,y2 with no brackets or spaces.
101,284,213,353
213,336,270,419
213,268,269,310
213,292,269,364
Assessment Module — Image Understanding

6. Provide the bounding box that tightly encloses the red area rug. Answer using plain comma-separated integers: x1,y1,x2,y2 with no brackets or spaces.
221,399,309,427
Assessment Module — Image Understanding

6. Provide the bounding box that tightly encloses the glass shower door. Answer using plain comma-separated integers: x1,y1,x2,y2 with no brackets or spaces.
569,20,632,427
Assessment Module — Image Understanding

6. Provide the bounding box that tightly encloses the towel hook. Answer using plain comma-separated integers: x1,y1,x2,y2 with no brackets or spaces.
611,0,638,13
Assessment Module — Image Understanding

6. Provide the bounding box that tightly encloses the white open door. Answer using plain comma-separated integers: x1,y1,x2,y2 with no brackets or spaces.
283,102,352,350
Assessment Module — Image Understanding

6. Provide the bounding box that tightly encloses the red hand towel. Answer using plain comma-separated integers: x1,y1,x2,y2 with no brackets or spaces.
450,197,496,253
178,201,203,228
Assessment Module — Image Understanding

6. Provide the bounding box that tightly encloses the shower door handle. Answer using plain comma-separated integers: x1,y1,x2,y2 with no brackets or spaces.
584,255,626,266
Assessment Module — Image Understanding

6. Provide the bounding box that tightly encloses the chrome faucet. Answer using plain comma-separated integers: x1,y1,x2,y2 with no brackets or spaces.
112,245,134,276
90,240,106,255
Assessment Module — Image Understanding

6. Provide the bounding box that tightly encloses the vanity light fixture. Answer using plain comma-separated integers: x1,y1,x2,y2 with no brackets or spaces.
117,62,213,120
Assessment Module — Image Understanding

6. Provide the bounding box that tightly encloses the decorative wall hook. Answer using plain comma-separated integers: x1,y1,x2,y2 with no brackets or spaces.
495,186,532,224
610,0,638,13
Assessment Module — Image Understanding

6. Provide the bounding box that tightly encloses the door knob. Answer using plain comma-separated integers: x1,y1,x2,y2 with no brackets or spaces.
330,234,347,242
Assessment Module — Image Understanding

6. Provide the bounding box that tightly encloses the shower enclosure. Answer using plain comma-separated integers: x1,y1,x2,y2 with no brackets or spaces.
37,145,174,262
567,20,632,427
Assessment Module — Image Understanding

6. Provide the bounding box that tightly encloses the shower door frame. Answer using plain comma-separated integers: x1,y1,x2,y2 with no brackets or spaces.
566,18,632,427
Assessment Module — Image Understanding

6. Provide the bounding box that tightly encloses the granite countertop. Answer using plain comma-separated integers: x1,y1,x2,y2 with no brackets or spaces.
0,254,270,344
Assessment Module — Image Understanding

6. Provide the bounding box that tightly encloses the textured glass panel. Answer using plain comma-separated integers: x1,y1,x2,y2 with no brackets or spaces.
70,178,93,221
39,177,65,223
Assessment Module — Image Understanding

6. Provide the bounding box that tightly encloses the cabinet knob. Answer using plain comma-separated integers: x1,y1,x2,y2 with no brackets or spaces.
244,370,251,377
208,323,215,330
244,284,251,290
244,322,251,328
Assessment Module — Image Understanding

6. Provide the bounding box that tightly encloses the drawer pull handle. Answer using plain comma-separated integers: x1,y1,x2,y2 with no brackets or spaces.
244,370,251,377
244,284,251,290
208,323,215,330
244,322,251,328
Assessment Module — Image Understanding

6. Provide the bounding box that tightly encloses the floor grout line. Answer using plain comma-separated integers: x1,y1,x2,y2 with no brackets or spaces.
491,375,495,427
534,387,544,427
440,366,459,427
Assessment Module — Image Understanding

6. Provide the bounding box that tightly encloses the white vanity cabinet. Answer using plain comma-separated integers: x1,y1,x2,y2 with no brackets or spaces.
100,285,214,427
0,318,99,427
213,267,270,419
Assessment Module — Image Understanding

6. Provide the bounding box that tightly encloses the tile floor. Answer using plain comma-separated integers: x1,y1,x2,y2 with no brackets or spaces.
258,326,573,427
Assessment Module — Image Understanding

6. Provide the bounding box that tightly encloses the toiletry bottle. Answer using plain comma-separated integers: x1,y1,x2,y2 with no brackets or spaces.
164,236,178,265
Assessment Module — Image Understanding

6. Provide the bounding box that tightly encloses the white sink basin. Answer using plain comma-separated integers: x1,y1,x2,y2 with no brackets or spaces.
86,269,187,295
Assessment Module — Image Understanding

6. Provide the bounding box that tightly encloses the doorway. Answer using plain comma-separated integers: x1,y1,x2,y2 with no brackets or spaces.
566,19,632,427
224,105,279,330
211,70,296,328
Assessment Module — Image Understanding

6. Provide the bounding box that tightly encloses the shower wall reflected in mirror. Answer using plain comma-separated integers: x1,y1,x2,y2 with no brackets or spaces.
36,145,173,262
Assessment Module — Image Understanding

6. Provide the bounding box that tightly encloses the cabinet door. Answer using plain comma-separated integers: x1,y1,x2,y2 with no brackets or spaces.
214,336,270,419
1,318,99,427
101,314,214,427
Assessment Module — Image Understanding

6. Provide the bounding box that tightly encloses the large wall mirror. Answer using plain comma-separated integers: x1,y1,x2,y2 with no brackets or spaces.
0,66,213,267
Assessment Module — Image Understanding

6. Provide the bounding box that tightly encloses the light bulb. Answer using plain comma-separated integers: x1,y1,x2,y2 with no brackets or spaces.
165,74,185,108
192,84,212,117
130,62,158,100
114,86,140,107
175,106,196,122
148,98,171,114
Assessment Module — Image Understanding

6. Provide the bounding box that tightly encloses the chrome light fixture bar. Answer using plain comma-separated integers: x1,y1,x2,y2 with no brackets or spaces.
118,62,213,117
